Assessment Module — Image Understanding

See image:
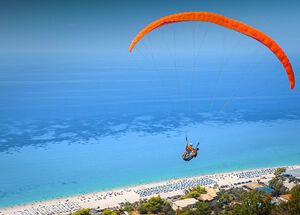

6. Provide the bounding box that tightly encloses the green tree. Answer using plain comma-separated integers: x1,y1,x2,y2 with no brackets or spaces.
138,196,174,214
288,185,300,215
181,186,206,199
178,209,197,215
162,203,176,215
121,202,135,212
138,202,148,214
231,190,271,215
146,196,165,213
220,188,245,201
270,203,289,215
182,190,201,199
72,208,91,215
218,191,236,205
102,209,117,215
274,167,286,176
269,178,287,196
195,202,211,215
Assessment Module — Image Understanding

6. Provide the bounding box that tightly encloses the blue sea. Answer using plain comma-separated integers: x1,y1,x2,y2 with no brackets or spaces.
0,56,300,208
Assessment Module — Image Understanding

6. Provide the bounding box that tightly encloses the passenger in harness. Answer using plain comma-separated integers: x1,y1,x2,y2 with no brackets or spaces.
182,136,199,161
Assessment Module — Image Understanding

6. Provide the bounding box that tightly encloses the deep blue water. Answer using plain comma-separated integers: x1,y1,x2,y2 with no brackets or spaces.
0,58,300,208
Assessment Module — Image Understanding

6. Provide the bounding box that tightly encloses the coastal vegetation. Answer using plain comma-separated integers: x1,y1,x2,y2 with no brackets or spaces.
274,167,286,176
180,186,206,199
138,196,174,215
267,167,288,197
270,185,300,215
217,187,246,204
231,190,271,215
120,202,136,213
268,177,287,196
178,202,211,215
288,185,300,215
212,187,247,213
70,174,300,215
102,209,117,215
72,208,91,215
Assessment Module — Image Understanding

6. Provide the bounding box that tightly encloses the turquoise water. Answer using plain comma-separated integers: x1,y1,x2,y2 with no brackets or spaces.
0,61,300,208
0,116,300,207
257,186,274,194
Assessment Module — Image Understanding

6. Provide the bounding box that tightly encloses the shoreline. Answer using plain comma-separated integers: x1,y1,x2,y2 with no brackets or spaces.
0,163,295,208
0,164,286,208
1,164,299,215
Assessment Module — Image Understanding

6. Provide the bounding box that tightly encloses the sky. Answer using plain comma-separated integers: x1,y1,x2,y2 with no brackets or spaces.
0,0,299,60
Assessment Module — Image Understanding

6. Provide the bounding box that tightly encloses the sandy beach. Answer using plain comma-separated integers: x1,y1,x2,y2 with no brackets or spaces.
1,165,299,215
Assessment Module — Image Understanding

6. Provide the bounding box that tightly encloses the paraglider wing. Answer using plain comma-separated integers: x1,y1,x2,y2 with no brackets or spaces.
129,12,295,89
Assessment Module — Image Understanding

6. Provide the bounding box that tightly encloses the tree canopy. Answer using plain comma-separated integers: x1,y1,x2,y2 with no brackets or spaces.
138,196,174,215
72,208,91,215
288,185,300,215
231,190,271,215
181,186,206,199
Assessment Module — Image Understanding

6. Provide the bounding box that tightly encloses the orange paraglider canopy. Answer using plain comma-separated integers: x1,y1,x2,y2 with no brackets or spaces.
129,12,295,89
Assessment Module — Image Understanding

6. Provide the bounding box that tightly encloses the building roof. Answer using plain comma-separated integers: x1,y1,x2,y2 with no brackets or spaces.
244,183,264,190
206,187,219,197
284,168,300,179
279,194,292,201
173,198,198,208
199,194,214,201
198,187,219,201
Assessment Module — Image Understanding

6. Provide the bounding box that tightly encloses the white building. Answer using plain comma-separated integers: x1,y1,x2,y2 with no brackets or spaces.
172,198,198,211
